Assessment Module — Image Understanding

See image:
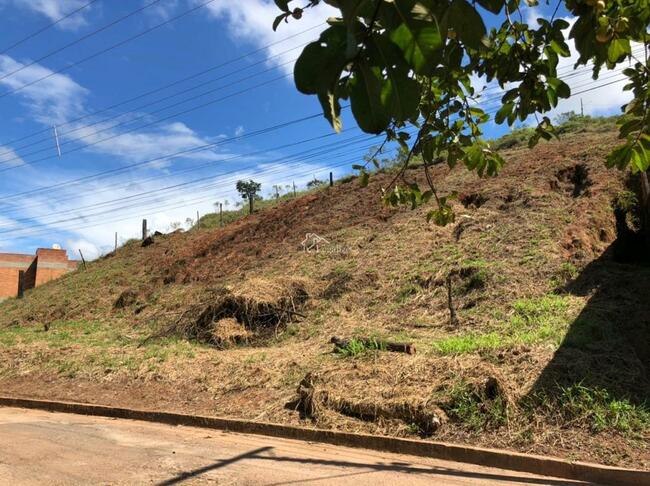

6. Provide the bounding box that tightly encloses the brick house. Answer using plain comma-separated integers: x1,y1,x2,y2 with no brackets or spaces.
0,248,78,301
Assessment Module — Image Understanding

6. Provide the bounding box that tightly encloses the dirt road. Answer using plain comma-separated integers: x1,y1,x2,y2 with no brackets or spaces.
0,407,586,485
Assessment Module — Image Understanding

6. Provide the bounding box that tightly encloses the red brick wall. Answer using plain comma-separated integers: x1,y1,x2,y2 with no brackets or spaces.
0,249,76,300
0,254,34,300
34,249,73,287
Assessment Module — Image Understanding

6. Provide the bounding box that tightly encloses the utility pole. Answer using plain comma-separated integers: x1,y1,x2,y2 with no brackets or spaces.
114,232,118,252
580,98,584,117
78,250,87,270
329,172,333,187
292,181,296,197
142,219,147,241
196,210,200,228
219,203,223,226
53,126,61,157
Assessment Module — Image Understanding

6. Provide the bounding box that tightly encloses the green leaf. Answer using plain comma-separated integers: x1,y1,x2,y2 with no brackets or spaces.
546,86,558,107
367,35,421,123
273,13,287,32
606,144,633,170
618,118,642,138
447,0,487,50
547,78,570,99
550,39,570,57
349,60,391,134
274,0,290,12
495,102,514,125
318,91,343,133
294,26,347,95
475,0,503,14
608,38,631,63
427,204,455,226
390,0,443,75
631,145,649,172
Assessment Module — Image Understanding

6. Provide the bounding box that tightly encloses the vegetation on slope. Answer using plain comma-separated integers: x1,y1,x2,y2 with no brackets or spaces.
0,121,649,468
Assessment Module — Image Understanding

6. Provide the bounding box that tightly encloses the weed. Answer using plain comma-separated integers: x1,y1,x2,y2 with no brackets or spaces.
552,262,579,287
460,268,489,292
335,337,385,357
396,283,420,303
511,295,569,326
433,333,503,354
443,380,508,431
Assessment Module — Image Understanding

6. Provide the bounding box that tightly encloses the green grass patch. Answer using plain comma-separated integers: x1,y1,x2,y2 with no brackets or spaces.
0,321,202,378
0,320,134,348
490,113,618,151
530,384,650,435
432,295,572,355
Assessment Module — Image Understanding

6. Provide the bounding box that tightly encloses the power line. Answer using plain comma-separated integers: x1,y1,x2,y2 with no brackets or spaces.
0,72,293,174
0,129,370,220
0,44,305,160
0,0,218,100
4,150,392,241
0,23,322,149
0,0,101,55
0,0,165,84
0,135,382,232
0,108,349,200
0,58,298,165
0,75,630,238
3,47,635,168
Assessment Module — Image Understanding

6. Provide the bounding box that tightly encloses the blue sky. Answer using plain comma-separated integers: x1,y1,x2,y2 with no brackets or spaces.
0,0,631,259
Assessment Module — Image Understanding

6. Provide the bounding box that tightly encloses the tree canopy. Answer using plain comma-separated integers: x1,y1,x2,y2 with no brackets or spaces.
274,0,649,226
236,179,262,214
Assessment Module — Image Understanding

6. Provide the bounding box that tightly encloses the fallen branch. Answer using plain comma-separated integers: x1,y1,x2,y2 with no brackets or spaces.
330,336,416,355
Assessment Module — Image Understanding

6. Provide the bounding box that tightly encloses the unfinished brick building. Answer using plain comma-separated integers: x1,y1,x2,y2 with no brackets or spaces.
0,248,78,301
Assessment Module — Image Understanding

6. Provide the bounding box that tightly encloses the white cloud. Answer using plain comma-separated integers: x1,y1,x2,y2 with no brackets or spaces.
0,145,26,167
1,156,334,259
0,54,234,167
0,55,88,125
65,119,230,166
10,0,94,30
199,0,338,75
235,125,245,137
65,238,100,260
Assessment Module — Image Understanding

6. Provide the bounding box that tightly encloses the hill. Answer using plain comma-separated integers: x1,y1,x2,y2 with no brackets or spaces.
1,119,648,469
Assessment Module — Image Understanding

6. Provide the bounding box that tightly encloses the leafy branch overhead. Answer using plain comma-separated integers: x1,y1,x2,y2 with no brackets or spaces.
274,0,650,225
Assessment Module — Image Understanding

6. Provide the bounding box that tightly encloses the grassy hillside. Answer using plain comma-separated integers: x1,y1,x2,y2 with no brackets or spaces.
1,119,648,468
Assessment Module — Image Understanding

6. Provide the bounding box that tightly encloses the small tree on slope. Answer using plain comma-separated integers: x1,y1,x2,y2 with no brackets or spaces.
236,179,262,215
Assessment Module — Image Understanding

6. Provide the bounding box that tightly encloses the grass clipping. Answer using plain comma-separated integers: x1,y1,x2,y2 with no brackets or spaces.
150,278,308,347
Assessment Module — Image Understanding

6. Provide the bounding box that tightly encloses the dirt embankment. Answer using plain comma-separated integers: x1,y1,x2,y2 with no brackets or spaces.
1,130,648,469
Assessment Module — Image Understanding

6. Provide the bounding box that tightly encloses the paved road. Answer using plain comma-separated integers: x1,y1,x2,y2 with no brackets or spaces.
0,407,587,485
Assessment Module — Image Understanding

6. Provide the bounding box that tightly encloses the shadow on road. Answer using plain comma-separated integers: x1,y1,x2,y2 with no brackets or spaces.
156,446,585,486
156,446,273,485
